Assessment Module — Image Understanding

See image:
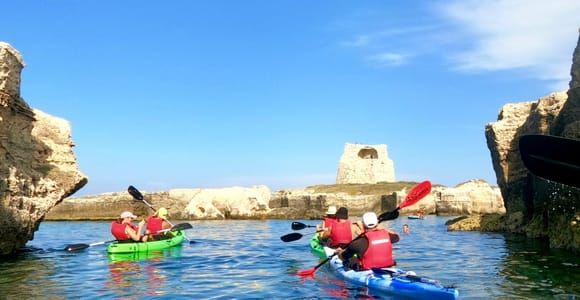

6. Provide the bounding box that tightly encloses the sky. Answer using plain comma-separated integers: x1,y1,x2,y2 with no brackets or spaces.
1,1,579,197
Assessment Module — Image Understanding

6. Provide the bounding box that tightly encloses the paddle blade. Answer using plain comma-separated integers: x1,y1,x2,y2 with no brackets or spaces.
172,223,193,231
280,232,303,242
519,135,580,188
399,180,432,209
378,210,399,222
297,268,317,277
64,243,89,252
127,185,144,200
291,222,307,230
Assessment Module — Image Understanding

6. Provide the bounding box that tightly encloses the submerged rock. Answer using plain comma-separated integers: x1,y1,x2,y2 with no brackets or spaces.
0,42,87,255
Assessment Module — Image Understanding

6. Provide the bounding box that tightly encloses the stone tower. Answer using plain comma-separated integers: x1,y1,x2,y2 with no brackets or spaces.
336,143,395,184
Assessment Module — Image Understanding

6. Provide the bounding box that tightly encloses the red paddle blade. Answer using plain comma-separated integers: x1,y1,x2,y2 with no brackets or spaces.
399,180,432,209
297,268,316,277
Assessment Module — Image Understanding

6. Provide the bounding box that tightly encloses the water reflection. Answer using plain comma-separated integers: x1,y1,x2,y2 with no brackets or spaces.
105,246,183,297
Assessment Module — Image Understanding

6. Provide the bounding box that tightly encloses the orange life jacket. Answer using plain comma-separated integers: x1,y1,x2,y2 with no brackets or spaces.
360,229,394,270
330,220,352,247
323,217,336,229
146,216,164,234
111,221,137,241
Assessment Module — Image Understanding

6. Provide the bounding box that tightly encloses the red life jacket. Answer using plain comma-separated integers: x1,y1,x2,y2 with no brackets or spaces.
146,216,164,234
111,221,137,241
360,229,394,270
323,217,336,229
330,220,352,247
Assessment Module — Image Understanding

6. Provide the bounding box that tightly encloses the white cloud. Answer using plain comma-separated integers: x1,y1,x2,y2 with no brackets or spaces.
439,0,580,87
369,52,408,66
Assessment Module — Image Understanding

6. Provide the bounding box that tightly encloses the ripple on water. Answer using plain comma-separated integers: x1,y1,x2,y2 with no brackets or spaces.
0,218,578,299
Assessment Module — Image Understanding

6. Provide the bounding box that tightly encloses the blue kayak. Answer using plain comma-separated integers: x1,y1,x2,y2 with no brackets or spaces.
408,215,424,220
323,247,459,299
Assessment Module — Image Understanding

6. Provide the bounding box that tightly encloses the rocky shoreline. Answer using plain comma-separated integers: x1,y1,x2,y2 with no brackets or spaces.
45,180,505,221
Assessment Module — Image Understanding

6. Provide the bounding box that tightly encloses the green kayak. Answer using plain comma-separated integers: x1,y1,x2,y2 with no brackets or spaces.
107,231,185,254
309,234,327,258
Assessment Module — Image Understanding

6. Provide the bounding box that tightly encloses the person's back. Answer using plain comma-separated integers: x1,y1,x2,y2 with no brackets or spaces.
328,207,352,248
339,212,396,271
146,207,172,240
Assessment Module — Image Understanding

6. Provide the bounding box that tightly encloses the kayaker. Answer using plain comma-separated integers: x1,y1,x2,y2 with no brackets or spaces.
110,211,147,242
145,207,173,240
337,212,399,271
320,207,354,248
316,205,337,231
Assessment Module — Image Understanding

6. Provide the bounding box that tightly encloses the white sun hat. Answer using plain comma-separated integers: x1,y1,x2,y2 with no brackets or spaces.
326,206,337,215
362,212,378,228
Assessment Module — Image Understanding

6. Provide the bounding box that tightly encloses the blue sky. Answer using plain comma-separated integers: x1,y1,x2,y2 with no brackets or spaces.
2,1,579,196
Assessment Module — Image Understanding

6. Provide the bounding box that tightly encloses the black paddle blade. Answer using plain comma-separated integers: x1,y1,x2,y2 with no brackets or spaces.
64,243,89,252
128,185,144,200
378,210,399,222
280,232,303,242
519,135,580,188
291,222,307,230
172,223,193,231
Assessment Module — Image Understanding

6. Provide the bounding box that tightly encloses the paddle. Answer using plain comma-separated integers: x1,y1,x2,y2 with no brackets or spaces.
291,221,317,230
519,134,580,188
296,180,432,277
63,223,193,252
281,230,323,242
127,185,194,243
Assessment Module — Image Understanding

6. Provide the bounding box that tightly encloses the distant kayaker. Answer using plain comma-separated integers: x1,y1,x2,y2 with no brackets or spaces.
316,205,337,232
337,212,399,271
320,207,354,248
110,211,147,242
145,207,173,240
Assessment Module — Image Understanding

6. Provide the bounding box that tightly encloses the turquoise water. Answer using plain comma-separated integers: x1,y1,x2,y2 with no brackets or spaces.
0,217,578,299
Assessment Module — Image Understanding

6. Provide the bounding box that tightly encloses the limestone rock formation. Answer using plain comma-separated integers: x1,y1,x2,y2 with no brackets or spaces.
434,180,505,215
336,143,395,184
470,31,580,252
48,185,272,220
0,42,87,255
486,92,568,213
181,185,271,219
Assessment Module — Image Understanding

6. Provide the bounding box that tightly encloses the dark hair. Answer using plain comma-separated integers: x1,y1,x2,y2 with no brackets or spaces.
336,207,348,219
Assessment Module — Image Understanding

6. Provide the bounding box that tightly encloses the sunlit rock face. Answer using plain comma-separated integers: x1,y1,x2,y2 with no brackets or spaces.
336,143,395,184
48,186,272,220
479,32,580,252
434,180,505,215
0,42,87,255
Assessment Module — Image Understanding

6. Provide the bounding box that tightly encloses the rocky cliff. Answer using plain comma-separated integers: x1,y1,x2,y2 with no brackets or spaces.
449,31,580,252
0,42,87,255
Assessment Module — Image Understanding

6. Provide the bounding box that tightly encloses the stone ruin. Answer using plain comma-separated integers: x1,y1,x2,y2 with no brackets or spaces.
336,143,395,184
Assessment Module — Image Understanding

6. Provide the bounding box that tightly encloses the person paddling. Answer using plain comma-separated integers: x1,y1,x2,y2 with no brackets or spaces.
316,205,337,232
320,207,354,248
145,207,173,240
337,212,399,271
110,211,147,242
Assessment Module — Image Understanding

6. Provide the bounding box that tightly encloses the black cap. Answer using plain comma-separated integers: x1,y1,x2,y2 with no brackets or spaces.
336,207,348,219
